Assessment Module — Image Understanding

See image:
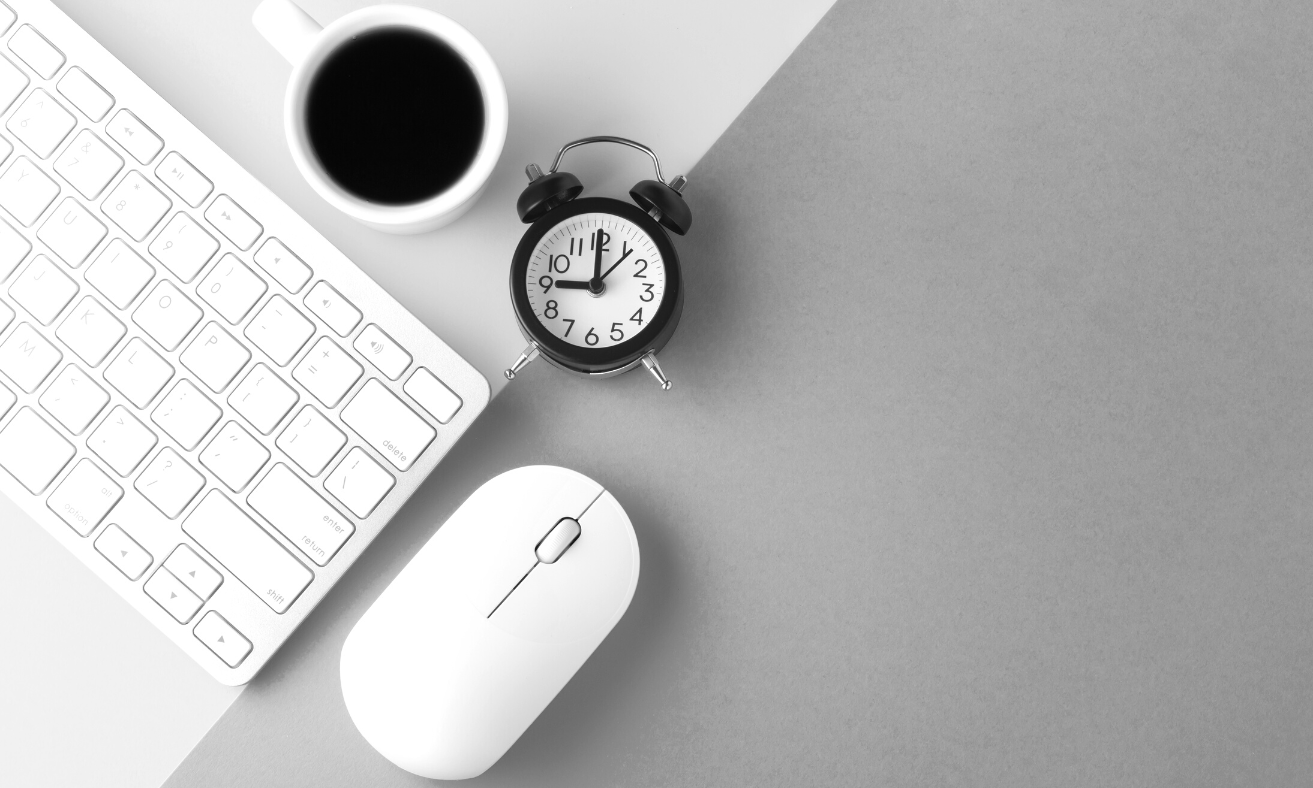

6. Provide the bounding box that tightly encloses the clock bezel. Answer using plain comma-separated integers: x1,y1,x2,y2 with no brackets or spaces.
510,197,683,373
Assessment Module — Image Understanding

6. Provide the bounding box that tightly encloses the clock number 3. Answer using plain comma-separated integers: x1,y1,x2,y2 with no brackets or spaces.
640,283,655,302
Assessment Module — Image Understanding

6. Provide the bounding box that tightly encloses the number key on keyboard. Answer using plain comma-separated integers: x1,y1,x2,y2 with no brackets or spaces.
292,337,361,408
325,447,395,518
57,67,114,122
200,421,268,492
7,89,75,158
9,25,64,79
276,406,345,476
10,254,77,325
197,253,267,323
341,379,434,471
0,155,59,226
102,171,170,241
0,407,74,493
181,322,250,393
0,322,60,392
85,239,153,309
135,447,204,518
39,363,109,433
87,405,157,476
149,212,218,282
53,129,123,200
107,109,163,165
245,295,313,366
152,379,220,450
38,198,107,267
46,458,121,536
253,238,311,293
133,280,201,350
56,296,125,367
156,152,212,208
105,337,173,407
205,194,261,250
229,363,296,434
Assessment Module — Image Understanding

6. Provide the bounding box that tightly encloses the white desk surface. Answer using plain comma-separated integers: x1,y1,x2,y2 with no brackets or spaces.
0,1,833,786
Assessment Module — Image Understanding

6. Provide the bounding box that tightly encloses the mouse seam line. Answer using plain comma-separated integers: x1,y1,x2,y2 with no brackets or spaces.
575,487,606,520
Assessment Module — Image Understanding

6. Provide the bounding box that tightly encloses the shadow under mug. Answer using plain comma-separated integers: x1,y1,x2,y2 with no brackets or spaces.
253,0,508,234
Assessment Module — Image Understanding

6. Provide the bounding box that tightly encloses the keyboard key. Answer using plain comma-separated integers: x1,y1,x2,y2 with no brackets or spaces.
102,171,170,241
7,89,75,158
46,458,121,536
151,379,220,450
245,295,313,366
9,25,64,78
305,281,360,336
0,299,10,333
200,421,268,492
56,296,126,366
193,611,252,668
104,337,173,407
276,406,345,476
88,406,156,476
0,380,13,419
53,129,123,199
148,212,218,282
0,407,74,493
0,155,59,226
0,322,60,392
38,198,107,267
94,523,152,580
325,447,395,519
133,280,201,350
341,379,434,472
107,109,163,164
355,324,410,380
181,322,249,392
0,214,30,279
164,545,222,600
135,447,204,518
253,238,310,293
0,53,29,114
0,4,13,36
144,567,203,623
249,464,354,567
197,253,266,323
39,363,109,433
229,363,296,434
9,254,77,324
183,491,313,614
204,194,261,250
405,368,462,424
155,152,212,208
85,239,152,309
56,67,113,121
292,337,361,408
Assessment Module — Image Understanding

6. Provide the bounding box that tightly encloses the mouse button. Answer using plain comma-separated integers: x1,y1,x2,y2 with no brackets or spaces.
490,493,639,644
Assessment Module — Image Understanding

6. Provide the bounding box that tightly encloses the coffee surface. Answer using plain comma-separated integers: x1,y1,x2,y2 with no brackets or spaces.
306,28,485,205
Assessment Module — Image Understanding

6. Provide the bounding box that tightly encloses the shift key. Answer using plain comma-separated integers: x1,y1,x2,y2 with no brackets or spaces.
183,490,312,613
341,379,434,471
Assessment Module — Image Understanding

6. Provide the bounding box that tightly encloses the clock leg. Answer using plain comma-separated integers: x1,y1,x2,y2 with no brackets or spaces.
641,352,673,391
504,342,541,380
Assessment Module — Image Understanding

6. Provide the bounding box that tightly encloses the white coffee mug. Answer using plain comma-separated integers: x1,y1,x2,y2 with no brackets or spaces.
253,0,508,234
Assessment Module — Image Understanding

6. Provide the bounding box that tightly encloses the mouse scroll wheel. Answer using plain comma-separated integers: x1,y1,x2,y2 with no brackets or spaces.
535,518,581,564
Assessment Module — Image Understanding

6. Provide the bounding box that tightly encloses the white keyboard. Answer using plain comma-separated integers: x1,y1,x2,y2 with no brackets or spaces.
0,0,489,684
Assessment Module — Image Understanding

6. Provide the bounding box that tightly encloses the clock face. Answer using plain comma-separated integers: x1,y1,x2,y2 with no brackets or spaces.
525,212,666,349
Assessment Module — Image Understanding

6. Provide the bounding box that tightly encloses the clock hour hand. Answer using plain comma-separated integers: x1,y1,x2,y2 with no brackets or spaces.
599,248,634,281
552,279,592,290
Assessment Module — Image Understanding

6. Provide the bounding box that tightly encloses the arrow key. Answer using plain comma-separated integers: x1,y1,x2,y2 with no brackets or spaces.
144,566,203,623
194,611,252,668
94,524,153,581
163,543,222,600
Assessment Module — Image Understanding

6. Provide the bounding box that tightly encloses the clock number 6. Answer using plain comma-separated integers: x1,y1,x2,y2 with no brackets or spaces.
585,327,599,346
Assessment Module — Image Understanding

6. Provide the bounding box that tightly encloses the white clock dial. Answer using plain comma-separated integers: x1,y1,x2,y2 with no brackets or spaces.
526,213,666,349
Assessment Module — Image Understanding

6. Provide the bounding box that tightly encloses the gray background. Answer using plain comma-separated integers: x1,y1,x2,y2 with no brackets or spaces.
171,0,1313,785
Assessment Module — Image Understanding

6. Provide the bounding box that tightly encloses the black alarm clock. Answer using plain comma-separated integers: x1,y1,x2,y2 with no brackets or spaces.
504,137,692,390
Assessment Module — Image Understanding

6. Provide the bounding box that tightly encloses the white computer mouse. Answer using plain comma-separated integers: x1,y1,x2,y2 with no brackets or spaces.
340,465,640,780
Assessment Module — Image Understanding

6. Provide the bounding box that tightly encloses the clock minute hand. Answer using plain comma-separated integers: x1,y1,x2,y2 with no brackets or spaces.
599,249,634,281
591,230,607,284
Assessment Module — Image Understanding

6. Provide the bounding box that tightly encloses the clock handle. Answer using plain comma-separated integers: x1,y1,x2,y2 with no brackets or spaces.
642,352,673,391
504,342,540,380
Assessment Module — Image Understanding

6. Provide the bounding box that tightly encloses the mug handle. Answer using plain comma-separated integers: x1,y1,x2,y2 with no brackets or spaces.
252,0,322,65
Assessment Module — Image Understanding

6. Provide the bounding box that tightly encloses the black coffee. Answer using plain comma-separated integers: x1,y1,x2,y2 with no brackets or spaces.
305,28,485,205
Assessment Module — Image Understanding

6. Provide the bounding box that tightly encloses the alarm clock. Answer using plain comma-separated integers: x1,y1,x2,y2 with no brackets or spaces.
504,137,692,390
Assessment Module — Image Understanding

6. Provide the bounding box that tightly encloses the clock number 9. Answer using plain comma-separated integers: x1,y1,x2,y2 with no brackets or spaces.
544,300,558,319
549,254,571,274
539,275,553,292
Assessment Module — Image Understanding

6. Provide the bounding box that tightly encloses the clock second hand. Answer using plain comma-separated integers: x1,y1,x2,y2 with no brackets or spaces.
599,248,633,281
